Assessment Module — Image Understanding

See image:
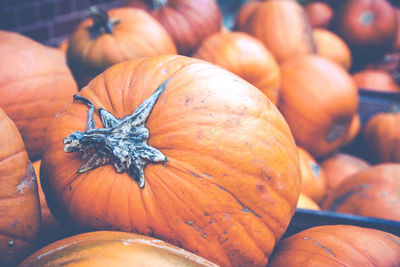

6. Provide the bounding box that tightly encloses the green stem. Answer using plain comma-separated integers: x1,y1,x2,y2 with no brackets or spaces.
88,6,119,34
152,0,168,9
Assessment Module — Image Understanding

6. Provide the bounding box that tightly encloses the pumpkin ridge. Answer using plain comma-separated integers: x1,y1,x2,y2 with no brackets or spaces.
0,147,25,166
0,72,74,89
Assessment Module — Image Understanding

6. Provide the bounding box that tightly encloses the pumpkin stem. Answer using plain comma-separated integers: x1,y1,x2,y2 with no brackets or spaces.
152,0,167,9
359,11,374,26
88,6,119,35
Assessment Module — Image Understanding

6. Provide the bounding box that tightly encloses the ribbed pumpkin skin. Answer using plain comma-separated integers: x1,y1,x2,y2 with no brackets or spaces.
238,0,316,63
0,30,78,160
278,55,358,158
322,164,400,221
363,112,400,163
234,0,262,31
124,0,222,56
67,7,177,88
40,55,301,267
18,231,218,267
193,31,281,104
269,225,400,266
0,108,40,266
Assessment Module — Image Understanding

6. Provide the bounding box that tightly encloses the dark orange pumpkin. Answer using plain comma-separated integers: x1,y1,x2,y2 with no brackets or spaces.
313,28,352,70
322,163,400,221
237,0,316,63
124,0,222,56
0,30,78,160
0,107,40,266
269,225,400,266
18,231,217,266
297,147,326,204
40,55,301,266
363,111,400,163
233,0,263,31
67,7,177,88
304,1,334,28
342,113,361,146
352,69,400,92
192,31,281,104
278,54,359,158
394,8,400,51
320,152,370,195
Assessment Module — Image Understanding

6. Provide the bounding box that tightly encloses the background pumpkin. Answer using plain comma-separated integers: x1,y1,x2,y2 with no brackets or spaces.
278,54,359,158
19,231,217,267
233,0,262,31
304,1,334,29
40,55,301,267
0,107,40,267
124,0,222,56
296,193,320,211
268,225,400,266
192,31,281,104
352,69,400,92
67,6,177,89
0,30,78,160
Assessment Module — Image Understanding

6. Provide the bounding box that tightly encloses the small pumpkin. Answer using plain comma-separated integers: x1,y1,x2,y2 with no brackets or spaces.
296,193,320,210
0,30,78,160
322,163,400,221
313,28,352,70
124,0,222,56
352,69,400,92
278,54,359,158
237,0,316,63
193,31,281,104
0,107,40,266
363,111,400,163
18,231,217,267
297,147,326,204
320,152,370,195
269,225,400,266
67,6,177,88
304,1,334,28
40,55,301,266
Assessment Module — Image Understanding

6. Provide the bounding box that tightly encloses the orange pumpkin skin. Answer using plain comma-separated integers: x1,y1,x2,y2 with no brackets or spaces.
124,0,222,56
18,231,217,267
0,108,40,266
320,153,370,195
40,55,301,266
342,113,361,146
237,0,316,63
278,55,359,158
296,193,320,210
297,147,326,204
269,225,400,266
394,8,400,51
193,31,281,104
352,69,400,92
322,164,400,221
304,1,334,28
234,0,262,31
67,7,177,88
313,28,352,70
363,112,400,163
0,30,78,160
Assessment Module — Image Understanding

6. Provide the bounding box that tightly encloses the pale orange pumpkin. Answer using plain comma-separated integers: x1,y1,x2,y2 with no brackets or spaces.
352,69,400,92
296,193,320,210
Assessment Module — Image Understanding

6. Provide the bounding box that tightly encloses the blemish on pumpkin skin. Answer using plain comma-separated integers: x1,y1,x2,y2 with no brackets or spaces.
185,220,208,237
304,237,336,258
15,164,36,194
387,235,400,246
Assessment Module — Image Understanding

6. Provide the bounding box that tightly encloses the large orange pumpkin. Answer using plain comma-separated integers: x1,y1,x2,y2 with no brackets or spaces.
322,163,400,221
237,0,316,63
18,231,217,266
0,107,40,266
124,0,222,56
192,31,281,104
269,225,400,266
67,7,177,88
278,54,359,158
363,111,400,163
40,55,301,266
0,30,78,160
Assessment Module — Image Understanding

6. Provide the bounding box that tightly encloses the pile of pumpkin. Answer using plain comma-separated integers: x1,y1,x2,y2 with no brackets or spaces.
1,0,400,266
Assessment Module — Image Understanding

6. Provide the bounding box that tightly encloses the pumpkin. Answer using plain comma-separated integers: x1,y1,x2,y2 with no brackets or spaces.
342,113,361,146
0,30,78,160
18,231,217,266
297,147,326,204
304,1,334,28
233,0,263,31
0,107,40,266
352,69,400,92
269,224,400,266
296,193,320,210
58,39,69,54
313,28,352,70
192,31,281,104
394,8,400,51
278,54,359,158
320,153,370,195
363,111,400,163
322,163,400,221
332,0,398,63
237,0,316,63
67,6,177,88
124,0,222,56
40,55,301,266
